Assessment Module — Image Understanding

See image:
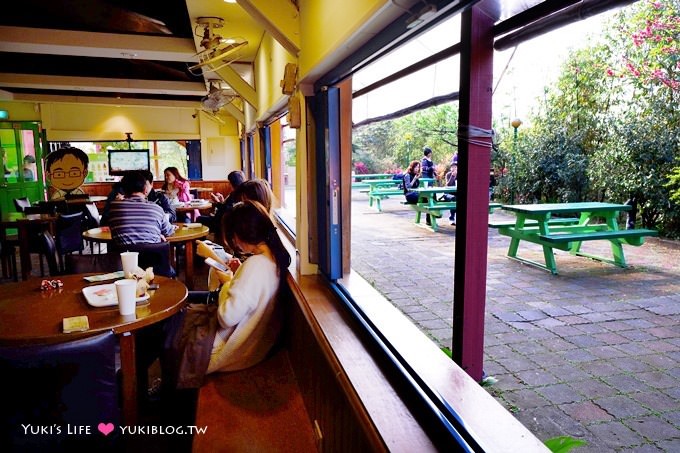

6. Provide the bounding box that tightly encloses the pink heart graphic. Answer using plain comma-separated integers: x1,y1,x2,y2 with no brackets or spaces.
98,422,115,436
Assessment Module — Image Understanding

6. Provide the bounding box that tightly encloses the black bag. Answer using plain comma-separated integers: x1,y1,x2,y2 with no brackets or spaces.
162,303,219,390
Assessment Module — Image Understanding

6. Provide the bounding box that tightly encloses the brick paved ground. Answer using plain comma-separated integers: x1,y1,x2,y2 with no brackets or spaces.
350,191,680,452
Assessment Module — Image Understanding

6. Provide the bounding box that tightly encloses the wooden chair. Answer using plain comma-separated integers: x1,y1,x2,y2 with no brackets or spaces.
12,197,31,213
0,240,17,281
0,331,120,449
18,205,55,276
38,230,60,277
54,211,84,271
64,253,121,275
110,242,176,278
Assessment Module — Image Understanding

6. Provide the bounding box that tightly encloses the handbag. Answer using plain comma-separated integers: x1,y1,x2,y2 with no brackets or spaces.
162,302,219,390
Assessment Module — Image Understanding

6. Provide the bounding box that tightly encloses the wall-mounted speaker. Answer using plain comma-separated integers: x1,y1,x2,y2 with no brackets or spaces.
280,63,298,95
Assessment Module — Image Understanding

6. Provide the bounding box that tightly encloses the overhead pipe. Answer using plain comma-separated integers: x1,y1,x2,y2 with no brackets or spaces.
494,0,638,51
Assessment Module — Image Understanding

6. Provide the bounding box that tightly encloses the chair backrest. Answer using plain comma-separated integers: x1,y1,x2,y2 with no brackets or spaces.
23,204,57,215
13,197,31,213
39,230,61,276
82,202,101,229
0,331,119,449
111,242,176,278
55,211,84,255
65,253,122,275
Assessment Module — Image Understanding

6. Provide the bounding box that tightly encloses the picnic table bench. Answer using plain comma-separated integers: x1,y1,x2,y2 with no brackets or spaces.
401,186,501,232
365,178,438,212
491,202,658,274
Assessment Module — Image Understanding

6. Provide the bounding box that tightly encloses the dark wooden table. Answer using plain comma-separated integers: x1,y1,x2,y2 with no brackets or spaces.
0,212,57,280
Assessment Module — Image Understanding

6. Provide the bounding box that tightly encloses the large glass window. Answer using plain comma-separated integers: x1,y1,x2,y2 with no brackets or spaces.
57,140,189,181
279,118,296,232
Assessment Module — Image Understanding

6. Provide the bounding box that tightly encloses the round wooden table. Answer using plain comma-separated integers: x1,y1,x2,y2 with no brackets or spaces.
0,274,188,424
175,201,213,221
82,224,210,290
0,212,57,280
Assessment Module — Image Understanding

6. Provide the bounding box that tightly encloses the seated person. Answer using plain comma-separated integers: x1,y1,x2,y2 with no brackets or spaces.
143,170,176,223
107,171,175,246
99,181,124,226
206,200,291,373
101,172,176,225
163,166,192,222
442,163,457,225
402,160,421,204
198,170,245,233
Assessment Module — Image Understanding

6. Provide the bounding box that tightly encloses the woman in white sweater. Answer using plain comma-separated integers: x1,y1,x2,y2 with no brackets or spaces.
206,200,291,373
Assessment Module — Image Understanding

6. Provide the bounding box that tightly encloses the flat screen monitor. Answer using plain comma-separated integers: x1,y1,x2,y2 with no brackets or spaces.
108,149,150,176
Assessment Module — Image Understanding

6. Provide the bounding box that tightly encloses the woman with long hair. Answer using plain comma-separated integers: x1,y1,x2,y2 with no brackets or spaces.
403,160,421,204
206,200,291,372
162,166,191,203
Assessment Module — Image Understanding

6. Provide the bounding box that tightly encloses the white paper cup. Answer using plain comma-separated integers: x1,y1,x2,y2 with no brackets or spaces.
115,279,137,316
120,251,139,276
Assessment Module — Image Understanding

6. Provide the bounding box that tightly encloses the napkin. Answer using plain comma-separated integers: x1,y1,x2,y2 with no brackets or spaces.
84,271,125,282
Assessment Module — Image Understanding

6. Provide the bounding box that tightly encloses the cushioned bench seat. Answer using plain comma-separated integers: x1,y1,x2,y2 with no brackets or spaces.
193,348,317,452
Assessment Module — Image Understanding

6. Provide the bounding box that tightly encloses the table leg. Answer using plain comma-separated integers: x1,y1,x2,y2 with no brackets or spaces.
184,240,195,290
537,220,558,275
119,331,138,425
18,224,31,280
605,213,627,267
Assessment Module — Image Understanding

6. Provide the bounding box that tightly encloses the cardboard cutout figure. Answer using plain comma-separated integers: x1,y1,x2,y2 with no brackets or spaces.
46,147,89,200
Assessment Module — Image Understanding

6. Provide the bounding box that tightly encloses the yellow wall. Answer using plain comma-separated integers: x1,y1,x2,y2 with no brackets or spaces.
0,101,41,122
297,0,386,79
40,103,200,142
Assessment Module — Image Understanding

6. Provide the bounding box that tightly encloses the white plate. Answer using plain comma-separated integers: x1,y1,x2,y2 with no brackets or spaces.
82,283,150,307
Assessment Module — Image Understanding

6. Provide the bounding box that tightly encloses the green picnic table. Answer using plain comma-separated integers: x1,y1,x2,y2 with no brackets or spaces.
365,178,436,212
491,202,658,274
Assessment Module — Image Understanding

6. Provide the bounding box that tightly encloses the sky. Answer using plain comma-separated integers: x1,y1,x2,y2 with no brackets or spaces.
352,8,620,126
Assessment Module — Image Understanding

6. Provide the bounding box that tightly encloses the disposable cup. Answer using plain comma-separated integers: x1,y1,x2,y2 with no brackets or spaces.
120,251,139,276
115,279,137,316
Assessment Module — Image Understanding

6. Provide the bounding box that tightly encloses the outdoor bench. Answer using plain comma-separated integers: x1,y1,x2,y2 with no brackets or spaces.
403,201,502,232
538,228,658,247
369,188,404,211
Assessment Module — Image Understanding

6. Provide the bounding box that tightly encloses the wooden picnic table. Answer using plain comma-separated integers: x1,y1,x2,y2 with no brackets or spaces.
492,202,658,274
407,187,458,232
365,177,438,212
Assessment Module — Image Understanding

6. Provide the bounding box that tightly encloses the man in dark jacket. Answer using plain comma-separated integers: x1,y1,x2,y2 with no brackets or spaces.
421,147,435,179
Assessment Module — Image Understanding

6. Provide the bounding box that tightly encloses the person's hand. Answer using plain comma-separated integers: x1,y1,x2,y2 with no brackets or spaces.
196,240,226,263
214,269,233,285
115,193,124,201
227,258,241,273
210,192,225,203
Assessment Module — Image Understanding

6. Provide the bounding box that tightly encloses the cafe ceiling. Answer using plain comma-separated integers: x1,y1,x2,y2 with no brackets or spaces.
0,0,636,111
